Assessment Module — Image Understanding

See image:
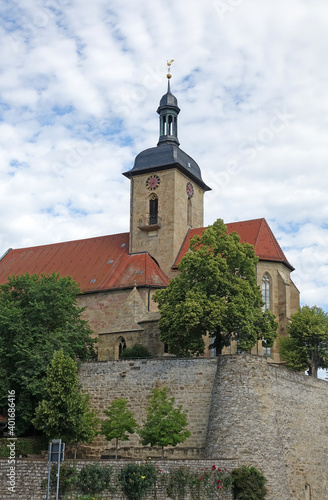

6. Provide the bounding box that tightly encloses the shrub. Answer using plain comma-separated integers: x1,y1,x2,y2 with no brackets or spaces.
232,465,267,500
165,466,233,499
120,344,151,359
165,467,191,499
47,462,78,497
0,436,48,457
77,463,112,495
119,461,157,499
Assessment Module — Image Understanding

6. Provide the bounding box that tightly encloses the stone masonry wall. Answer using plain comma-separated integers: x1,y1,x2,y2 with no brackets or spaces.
0,458,238,500
205,355,328,500
78,358,219,459
2,357,326,499
79,355,328,500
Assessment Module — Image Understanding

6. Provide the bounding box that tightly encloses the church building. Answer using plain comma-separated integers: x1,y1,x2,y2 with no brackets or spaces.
0,72,300,362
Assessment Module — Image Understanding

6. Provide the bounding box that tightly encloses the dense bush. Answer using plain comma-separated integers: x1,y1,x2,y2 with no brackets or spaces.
77,463,112,495
164,465,233,499
120,344,151,359
232,465,267,500
48,462,78,497
0,436,47,457
119,461,157,499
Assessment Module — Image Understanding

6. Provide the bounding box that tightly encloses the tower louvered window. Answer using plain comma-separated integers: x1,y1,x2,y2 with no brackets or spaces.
149,194,158,225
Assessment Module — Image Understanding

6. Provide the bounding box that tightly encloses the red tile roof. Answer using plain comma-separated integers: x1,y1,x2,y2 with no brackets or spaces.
0,218,293,293
0,233,169,293
174,218,294,270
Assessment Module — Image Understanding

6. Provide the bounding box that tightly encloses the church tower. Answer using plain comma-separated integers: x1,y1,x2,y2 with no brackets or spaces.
123,66,211,277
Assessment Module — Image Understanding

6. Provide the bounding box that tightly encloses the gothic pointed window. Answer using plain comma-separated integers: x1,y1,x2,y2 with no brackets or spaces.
118,337,126,357
187,198,192,227
262,272,271,358
262,273,271,311
149,194,158,225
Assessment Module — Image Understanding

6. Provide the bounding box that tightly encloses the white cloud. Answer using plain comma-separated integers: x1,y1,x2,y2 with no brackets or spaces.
0,0,328,317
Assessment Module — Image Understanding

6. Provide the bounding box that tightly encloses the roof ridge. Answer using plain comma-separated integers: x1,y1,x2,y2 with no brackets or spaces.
10,232,129,252
253,218,266,249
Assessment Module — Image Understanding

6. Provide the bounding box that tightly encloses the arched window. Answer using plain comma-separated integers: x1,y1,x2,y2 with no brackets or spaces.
187,198,192,227
118,337,126,357
261,273,271,358
168,115,173,135
149,194,158,225
261,273,271,311
305,484,311,500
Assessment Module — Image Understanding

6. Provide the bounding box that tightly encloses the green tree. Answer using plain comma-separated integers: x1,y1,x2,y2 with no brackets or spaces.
232,465,267,500
0,272,96,435
279,305,328,377
101,399,138,459
139,387,191,458
33,349,99,457
154,219,277,357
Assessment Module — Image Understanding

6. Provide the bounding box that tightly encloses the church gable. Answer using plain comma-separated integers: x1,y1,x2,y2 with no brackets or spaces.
173,218,293,270
108,285,148,334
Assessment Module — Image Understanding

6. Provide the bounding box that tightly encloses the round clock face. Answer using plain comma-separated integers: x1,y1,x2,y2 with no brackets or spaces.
146,174,160,190
186,182,194,198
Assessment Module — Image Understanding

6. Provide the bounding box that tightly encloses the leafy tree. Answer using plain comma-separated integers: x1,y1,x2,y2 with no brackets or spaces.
101,399,138,459
0,272,96,435
232,465,267,500
33,349,99,457
279,305,328,377
154,219,277,357
139,387,191,458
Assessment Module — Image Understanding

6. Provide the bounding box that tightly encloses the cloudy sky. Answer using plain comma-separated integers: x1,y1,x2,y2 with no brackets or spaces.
1,0,328,316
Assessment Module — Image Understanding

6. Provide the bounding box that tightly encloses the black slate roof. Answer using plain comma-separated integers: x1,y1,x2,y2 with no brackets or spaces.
123,143,211,191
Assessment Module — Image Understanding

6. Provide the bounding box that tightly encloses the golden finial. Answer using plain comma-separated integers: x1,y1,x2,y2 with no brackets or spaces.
167,59,174,79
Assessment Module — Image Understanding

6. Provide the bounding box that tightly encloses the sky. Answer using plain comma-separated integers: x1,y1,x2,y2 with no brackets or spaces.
0,0,328,319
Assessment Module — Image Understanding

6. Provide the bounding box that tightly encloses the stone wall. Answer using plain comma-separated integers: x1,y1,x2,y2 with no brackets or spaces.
79,355,328,500
205,355,328,500
2,356,326,499
0,458,238,500
78,358,219,458
77,287,157,337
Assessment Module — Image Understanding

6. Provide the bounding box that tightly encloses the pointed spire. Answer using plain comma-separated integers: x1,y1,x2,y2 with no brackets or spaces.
157,60,180,146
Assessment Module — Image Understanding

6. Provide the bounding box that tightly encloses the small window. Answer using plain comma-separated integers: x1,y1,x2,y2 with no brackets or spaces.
262,343,271,359
118,337,126,357
305,483,311,500
168,115,173,135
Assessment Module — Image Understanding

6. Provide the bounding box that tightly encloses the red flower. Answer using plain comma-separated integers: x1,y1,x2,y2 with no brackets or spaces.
218,468,221,472
212,465,216,470
218,480,221,483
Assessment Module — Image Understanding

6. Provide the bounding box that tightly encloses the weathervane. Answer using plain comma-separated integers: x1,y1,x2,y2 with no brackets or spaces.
166,59,174,79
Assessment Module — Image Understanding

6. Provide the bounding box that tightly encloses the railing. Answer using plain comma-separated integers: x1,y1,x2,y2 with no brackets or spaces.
138,217,162,231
